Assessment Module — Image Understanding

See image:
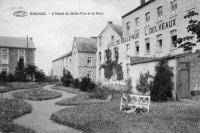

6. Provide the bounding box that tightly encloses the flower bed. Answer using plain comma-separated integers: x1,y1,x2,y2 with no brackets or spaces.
0,98,35,133
13,88,62,101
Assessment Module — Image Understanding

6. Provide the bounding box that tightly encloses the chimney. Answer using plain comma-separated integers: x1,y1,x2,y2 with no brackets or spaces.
107,21,113,25
140,0,145,5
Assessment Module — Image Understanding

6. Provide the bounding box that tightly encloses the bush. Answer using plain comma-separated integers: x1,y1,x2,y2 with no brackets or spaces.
150,58,174,102
7,74,16,82
89,86,110,100
71,78,80,88
136,72,152,95
0,72,8,82
79,77,96,92
80,77,91,91
61,71,73,87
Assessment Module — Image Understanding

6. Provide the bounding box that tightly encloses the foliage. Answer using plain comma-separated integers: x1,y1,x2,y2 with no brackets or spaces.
177,10,200,51
80,77,94,92
25,64,37,81
125,77,132,94
35,69,46,82
15,58,27,82
61,71,73,87
7,74,16,82
71,78,80,88
136,71,153,95
150,58,174,102
0,72,8,82
89,86,110,100
101,48,114,81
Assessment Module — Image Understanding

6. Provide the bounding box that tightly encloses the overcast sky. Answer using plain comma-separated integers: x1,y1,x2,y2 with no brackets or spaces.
0,0,141,75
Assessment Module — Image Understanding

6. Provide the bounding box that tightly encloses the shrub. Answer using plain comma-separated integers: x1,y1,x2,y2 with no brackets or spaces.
136,72,152,95
7,74,16,82
150,58,174,102
0,72,8,82
89,86,110,100
80,77,91,91
61,71,73,87
71,78,80,88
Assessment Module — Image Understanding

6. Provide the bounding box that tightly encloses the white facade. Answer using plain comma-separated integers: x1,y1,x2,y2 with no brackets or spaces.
121,0,200,58
96,22,129,84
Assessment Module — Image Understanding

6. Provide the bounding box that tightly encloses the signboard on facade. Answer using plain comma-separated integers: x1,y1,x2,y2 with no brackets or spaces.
145,19,176,35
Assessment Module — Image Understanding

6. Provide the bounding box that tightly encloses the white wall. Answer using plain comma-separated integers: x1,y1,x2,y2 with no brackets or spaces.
52,59,63,80
130,59,177,95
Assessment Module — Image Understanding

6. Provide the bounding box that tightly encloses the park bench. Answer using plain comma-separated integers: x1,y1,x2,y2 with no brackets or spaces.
120,94,150,114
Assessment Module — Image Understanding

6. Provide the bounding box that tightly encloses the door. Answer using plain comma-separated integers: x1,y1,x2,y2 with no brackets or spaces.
178,69,190,98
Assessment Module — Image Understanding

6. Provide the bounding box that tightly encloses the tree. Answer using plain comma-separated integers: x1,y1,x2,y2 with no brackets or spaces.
61,70,73,87
113,49,123,85
177,10,200,51
25,64,37,81
15,58,26,82
101,48,114,88
35,69,46,82
150,58,174,102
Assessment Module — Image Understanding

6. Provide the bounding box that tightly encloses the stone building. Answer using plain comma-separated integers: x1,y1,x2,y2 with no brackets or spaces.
96,21,123,83
52,37,97,81
71,37,97,81
52,51,72,80
0,36,36,74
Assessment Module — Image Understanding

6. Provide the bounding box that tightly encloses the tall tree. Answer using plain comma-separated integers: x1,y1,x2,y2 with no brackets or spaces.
101,48,114,88
177,10,200,51
25,64,37,81
150,58,174,102
15,58,26,82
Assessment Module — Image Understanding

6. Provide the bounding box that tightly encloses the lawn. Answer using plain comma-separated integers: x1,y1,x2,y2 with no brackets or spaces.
0,98,35,133
51,98,200,133
13,88,62,101
51,85,86,94
56,94,109,106
0,82,40,93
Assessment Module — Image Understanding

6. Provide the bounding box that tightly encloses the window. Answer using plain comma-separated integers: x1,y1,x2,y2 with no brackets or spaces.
18,49,26,63
99,52,101,64
87,71,92,79
171,30,177,48
111,35,114,42
126,21,130,33
87,57,92,66
145,38,150,54
170,0,177,15
1,54,9,64
145,12,150,24
126,44,130,51
69,59,71,69
99,68,101,79
157,34,163,52
135,41,139,56
1,48,9,53
157,6,163,20
1,67,8,74
135,17,140,29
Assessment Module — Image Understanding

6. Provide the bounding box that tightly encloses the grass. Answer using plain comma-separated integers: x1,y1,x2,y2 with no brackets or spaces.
56,94,109,106
0,82,40,93
0,98,35,133
13,88,62,101
51,98,200,133
51,85,85,94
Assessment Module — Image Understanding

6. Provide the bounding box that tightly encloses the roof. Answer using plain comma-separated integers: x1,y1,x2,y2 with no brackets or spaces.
53,51,72,62
74,37,97,53
99,23,122,37
110,24,122,36
0,36,35,49
122,0,156,18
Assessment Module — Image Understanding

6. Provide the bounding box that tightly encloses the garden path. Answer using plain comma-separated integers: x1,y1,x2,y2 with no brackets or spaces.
3,85,82,133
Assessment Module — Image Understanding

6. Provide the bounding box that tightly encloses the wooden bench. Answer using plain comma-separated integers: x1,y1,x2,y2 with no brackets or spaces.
120,94,150,114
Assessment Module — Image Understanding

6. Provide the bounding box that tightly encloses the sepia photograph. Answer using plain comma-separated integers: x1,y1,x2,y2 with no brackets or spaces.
0,0,200,132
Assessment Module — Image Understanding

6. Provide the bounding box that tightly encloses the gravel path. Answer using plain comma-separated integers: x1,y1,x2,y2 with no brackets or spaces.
2,85,82,133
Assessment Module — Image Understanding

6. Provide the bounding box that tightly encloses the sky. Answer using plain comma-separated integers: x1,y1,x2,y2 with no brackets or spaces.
0,0,141,75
